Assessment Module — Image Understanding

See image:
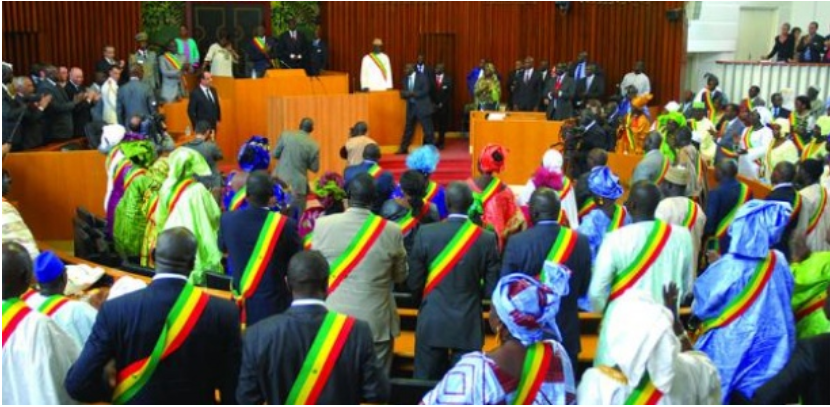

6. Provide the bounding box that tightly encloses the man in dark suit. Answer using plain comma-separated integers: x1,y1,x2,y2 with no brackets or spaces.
704,159,754,256
276,18,308,70
537,60,551,110
513,56,542,112
431,63,452,149
117,65,156,126
545,63,576,120
65,227,241,404
575,63,605,107
246,25,276,78
506,59,522,109
344,144,395,213
796,21,825,63
501,188,591,365
95,45,128,85
64,68,98,138
770,93,791,119
237,250,389,404
219,171,301,327
187,71,221,130
37,65,79,141
8,76,51,151
574,109,610,177
397,63,435,154
714,104,746,163
308,27,328,76
568,51,590,81
414,53,432,79
764,162,801,260
408,181,500,380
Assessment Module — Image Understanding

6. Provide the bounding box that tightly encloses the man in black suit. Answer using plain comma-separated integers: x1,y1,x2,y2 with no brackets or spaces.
573,109,611,177
501,188,591,365
219,171,301,327
246,25,276,78
770,93,791,119
575,63,605,107
276,18,308,70
545,63,576,120
397,63,435,154
513,56,542,111
8,76,51,151
237,250,390,404
187,71,221,130
569,51,590,81
414,53,432,79
37,65,79,141
308,27,328,76
704,159,754,255
764,162,800,260
796,21,825,63
65,227,241,404
344,144,395,213
95,45,128,84
506,59,522,109
537,60,551,110
64,68,98,138
431,63,452,149
407,182,500,380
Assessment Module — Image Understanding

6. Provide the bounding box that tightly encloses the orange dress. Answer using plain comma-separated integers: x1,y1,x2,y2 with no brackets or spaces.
619,113,651,154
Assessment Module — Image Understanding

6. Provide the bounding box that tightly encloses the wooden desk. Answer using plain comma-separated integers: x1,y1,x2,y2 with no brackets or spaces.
367,90,422,147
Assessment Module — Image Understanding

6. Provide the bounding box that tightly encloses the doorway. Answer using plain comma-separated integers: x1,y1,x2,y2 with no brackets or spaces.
736,8,777,60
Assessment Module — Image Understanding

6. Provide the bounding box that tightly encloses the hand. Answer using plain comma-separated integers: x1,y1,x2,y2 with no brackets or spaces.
38,93,53,109
104,359,117,389
2,143,10,157
706,250,721,264
86,288,108,309
708,128,717,136
662,282,679,311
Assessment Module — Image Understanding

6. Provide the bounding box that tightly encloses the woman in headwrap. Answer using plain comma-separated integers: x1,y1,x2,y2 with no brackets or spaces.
393,145,447,219
657,110,686,162
468,144,524,250
737,106,774,181
223,136,290,213
474,63,501,111
138,159,171,268
800,123,827,162
788,235,830,339
518,148,579,229
114,157,169,260
762,119,799,182
576,166,630,261
380,170,440,253
298,172,347,244
421,266,576,405
619,93,652,154
791,95,817,151
154,147,224,284
578,291,722,404
692,200,796,403
103,131,157,237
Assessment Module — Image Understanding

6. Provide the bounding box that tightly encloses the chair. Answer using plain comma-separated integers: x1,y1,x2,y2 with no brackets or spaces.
389,378,437,405
205,272,233,292
119,261,156,279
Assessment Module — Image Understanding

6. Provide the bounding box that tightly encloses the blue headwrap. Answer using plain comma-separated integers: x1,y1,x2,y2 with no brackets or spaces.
406,145,441,175
34,251,65,284
271,182,291,211
728,200,792,258
587,166,624,200
237,136,271,172
492,267,570,346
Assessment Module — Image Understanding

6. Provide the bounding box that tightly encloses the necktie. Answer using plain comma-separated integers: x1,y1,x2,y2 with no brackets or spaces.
524,70,530,83
291,31,296,40
205,88,214,103
436,75,442,87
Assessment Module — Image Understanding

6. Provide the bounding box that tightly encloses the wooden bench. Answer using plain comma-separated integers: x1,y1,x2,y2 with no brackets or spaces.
29,137,87,152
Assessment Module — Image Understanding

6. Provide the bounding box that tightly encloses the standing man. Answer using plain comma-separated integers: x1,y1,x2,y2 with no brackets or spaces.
431,62,452,149
9,76,51,150
396,63,434,154
312,174,408,374
38,65,79,140
796,21,824,63
466,58,486,99
414,53,432,77
513,56,542,111
95,45,127,83
159,41,186,103
65,67,98,137
236,251,389,404
704,159,753,255
246,25,275,78
272,118,320,215
117,65,156,126
656,167,708,274
129,32,158,91
501,187,592,365
742,85,765,111
631,132,669,184
277,18,308,70
100,64,121,124
65,228,241,404
765,162,803,260
575,63,605,107
204,32,239,78
344,144,395,213
569,51,590,81
619,60,651,97
797,159,830,252
545,63,575,120
175,25,200,71
714,103,746,163
807,86,823,120
219,171,301,327
506,59,522,109
309,27,328,76
770,93,791,119
697,74,724,123
187,71,220,130
360,38,393,91
408,182,500,380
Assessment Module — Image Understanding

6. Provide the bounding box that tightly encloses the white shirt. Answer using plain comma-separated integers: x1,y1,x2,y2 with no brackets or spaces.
800,183,830,252
204,43,235,77
737,126,774,180
360,52,393,91
291,298,327,308
101,78,118,124
25,292,97,350
201,85,214,103
655,197,707,275
619,72,651,96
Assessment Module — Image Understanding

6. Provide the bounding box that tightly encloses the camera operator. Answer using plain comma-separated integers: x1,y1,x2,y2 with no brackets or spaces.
570,107,610,178
127,113,175,154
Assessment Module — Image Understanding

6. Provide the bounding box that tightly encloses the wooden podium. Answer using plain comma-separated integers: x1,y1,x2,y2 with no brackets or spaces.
366,90,423,148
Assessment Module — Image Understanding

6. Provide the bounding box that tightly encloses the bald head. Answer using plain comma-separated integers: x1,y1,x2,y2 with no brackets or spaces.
587,148,608,169
153,227,197,275
715,159,738,181
529,187,561,224
626,181,662,221
771,162,796,186
446,181,473,215
287,251,330,299
347,173,376,208
3,242,32,299
69,67,84,86
645,132,663,152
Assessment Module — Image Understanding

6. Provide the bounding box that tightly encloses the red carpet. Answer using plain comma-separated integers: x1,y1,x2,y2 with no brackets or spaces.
379,139,472,185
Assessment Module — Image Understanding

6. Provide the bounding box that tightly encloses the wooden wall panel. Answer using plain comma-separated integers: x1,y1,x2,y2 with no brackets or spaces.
321,1,686,125
2,1,141,79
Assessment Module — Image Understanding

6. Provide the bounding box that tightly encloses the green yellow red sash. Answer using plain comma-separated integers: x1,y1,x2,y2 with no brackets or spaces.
557,210,569,227
806,187,827,236
790,193,803,224
578,198,597,220
124,168,146,191
328,215,387,294
606,205,626,232
113,284,209,404
114,159,131,184
368,53,388,81
511,341,553,405
229,187,247,211
789,112,807,151
303,233,313,250
539,228,577,281
719,146,738,159
285,312,356,405
425,221,482,297
146,195,159,220
625,372,664,405
424,181,439,204
38,295,71,317
234,213,288,324
397,204,430,235
20,288,36,301
710,182,750,251
655,157,670,184
163,52,182,71
701,252,776,333
801,140,825,161
2,299,32,347
253,37,269,57
367,162,382,179
558,177,573,201
796,291,827,322
704,90,716,122
742,98,754,112
477,177,501,208
166,179,195,214
681,199,699,229
105,145,123,170
609,221,672,302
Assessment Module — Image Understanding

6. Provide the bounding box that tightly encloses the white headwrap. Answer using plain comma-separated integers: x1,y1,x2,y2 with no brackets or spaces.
753,106,772,126
664,101,680,113
99,124,126,153
542,149,564,173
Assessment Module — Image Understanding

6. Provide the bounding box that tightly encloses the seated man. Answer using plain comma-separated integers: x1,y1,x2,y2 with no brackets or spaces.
344,144,395,213
237,251,389,404
2,242,79,405
2,170,39,260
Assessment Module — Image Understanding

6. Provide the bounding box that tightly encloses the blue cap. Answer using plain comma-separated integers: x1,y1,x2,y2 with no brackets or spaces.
588,166,624,200
34,251,65,284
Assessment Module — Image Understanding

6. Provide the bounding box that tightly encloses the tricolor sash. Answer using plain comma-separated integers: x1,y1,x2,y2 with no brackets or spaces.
557,210,570,227
253,37,270,57
38,295,71,317
511,341,553,405
625,372,664,405
795,291,827,322
477,177,501,208
625,113,636,151
114,159,132,184
124,168,146,191
2,299,32,347
704,90,716,122
162,52,182,71
234,213,288,303
424,221,482,297
397,204,431,235
701,252,776,333
790,112,806,152
540,228,577,281
146,195,160,220
606,205,626,232
229,187,247,211
806,187,827,236
328,215,387,294
20,288,36,301
681,199,699,230
368,53,388,81
285,312,356,405
578,198,597,220
742,98,754,112
367,163,382,179
105,145,123,170
166,179,195,214
801,140,825,161
789,193,803,224
655,157,670,184
558,177,573,201
303,233,313,250
608,221,672,302
113,284,210,404
709,182,750,251
424,181,439,204
719,146,738,159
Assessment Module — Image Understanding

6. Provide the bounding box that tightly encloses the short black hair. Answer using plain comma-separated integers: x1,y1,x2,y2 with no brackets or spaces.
363,144,381,161
795,95,811,110
195,120,213,134
287,251,329,296
198,70,210,80
347,173,376,206
246,170,273,206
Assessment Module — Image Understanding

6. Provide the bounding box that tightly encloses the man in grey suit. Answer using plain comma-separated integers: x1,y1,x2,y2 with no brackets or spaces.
116,65,156,125
272,118,320,215
312,174,407,375
545,62,575,120
129,32,158,92
397,63,435,154
408,182,500,380
631,132,668,184
714,103,746,163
